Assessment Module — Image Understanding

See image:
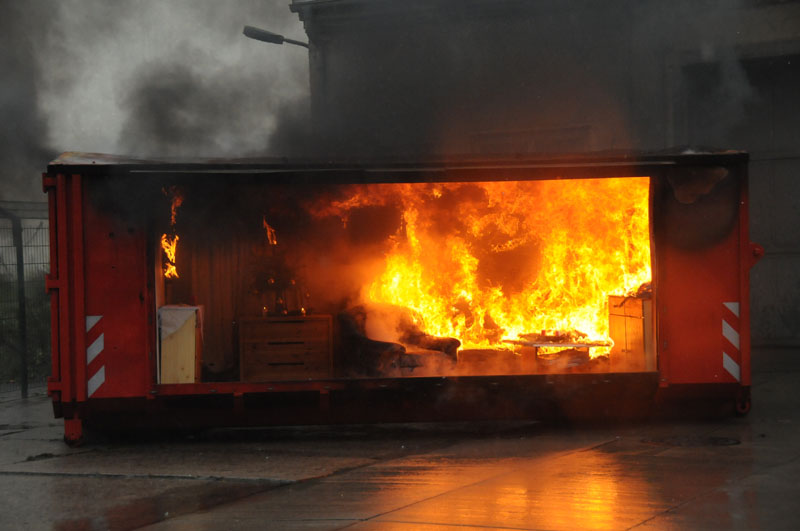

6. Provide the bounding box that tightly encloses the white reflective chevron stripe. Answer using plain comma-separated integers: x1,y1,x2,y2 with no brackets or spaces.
86,334,104,365
723,352,741,382
721,302,741,382
87,366,106,397
723,302,740,318
86,315,102,332
85,315,105,397
722,320,740,349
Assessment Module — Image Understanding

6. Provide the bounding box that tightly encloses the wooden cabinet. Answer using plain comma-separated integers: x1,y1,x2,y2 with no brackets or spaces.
608,296,654,372
239,315,332,381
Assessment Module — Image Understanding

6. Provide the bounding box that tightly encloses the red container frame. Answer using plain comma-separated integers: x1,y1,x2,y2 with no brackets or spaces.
43,152,761,444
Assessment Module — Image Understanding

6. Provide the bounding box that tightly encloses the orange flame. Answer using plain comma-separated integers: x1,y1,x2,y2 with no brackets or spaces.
161,186,184,279
263,216,278,245
169,190,184,226
314,177,651,354
160,233,179,279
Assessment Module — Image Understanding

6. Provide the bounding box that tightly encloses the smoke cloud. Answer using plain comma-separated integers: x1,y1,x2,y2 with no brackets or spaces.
118,47,290,158
0,0,772,198
0,1,56,201
1,0,309,201
287,0,760,158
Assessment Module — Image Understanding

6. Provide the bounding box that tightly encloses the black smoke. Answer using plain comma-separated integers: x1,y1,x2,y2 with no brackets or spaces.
0,1,56,201
279,0,761,158
1,0,309,201
0,0,771,198
113,1,308,158
118,50,293,158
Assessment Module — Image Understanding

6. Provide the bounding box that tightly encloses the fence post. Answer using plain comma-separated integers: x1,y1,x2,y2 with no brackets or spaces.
11,217,29,399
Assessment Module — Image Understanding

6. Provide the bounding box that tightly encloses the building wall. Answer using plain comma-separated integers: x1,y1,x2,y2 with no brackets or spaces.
291,0,800,345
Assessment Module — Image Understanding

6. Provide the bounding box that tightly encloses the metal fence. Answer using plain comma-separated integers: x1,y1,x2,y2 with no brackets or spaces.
0,201,50,398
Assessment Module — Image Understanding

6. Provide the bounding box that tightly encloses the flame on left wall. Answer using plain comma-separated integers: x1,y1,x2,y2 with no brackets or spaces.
161,186,183,279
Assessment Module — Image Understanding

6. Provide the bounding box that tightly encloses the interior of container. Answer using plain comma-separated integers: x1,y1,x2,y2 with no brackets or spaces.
153,175,656,384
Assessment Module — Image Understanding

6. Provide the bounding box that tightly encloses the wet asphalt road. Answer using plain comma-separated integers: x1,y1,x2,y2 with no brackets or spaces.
1,348,799,530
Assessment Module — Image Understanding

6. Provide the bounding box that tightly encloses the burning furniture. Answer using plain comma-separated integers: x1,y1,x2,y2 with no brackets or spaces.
43,151,761,443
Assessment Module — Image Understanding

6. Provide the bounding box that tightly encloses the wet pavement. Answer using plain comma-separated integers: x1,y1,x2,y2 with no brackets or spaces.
1,348,799,530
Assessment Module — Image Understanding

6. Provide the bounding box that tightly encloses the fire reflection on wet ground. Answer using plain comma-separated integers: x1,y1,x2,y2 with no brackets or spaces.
2,349,799,530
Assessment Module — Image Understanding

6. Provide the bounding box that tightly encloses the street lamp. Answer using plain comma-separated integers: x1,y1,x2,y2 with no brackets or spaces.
243,25,309,48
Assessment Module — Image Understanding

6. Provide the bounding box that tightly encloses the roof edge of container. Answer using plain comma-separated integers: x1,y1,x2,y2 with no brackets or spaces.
46,149,749,176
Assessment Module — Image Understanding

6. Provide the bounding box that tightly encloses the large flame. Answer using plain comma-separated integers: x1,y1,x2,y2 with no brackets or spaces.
315,177,651,352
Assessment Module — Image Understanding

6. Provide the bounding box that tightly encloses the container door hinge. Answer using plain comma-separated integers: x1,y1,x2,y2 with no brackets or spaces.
749,242,764,269
42,174,57,192
319,389,331,412
47,377,62,393
45,274,60,292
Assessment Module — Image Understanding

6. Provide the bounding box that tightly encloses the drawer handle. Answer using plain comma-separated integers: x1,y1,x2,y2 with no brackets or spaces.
267,341,305,345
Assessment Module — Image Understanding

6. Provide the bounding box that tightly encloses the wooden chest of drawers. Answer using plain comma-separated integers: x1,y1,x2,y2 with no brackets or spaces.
239,315,332,381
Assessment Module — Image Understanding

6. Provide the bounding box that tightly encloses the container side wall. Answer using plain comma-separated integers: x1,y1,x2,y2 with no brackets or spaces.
738,164,757,388
656,166,744,385
45,174,63,407
81,178,151,398
49,174,78,405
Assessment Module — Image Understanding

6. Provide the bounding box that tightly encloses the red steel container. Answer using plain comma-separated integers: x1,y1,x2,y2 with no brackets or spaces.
44,151,762,444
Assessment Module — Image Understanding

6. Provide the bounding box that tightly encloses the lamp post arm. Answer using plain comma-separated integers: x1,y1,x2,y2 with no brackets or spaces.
283,37,310,49
243,25,309,48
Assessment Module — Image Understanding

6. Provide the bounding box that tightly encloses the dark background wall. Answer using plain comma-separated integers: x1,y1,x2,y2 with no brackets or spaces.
290,0,800,346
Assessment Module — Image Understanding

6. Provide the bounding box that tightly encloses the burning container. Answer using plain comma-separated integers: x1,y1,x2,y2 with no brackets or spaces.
44,151,761,443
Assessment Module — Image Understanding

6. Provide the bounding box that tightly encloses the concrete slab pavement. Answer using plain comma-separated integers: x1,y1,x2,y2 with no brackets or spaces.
1,348,799,530
142,349,800,530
